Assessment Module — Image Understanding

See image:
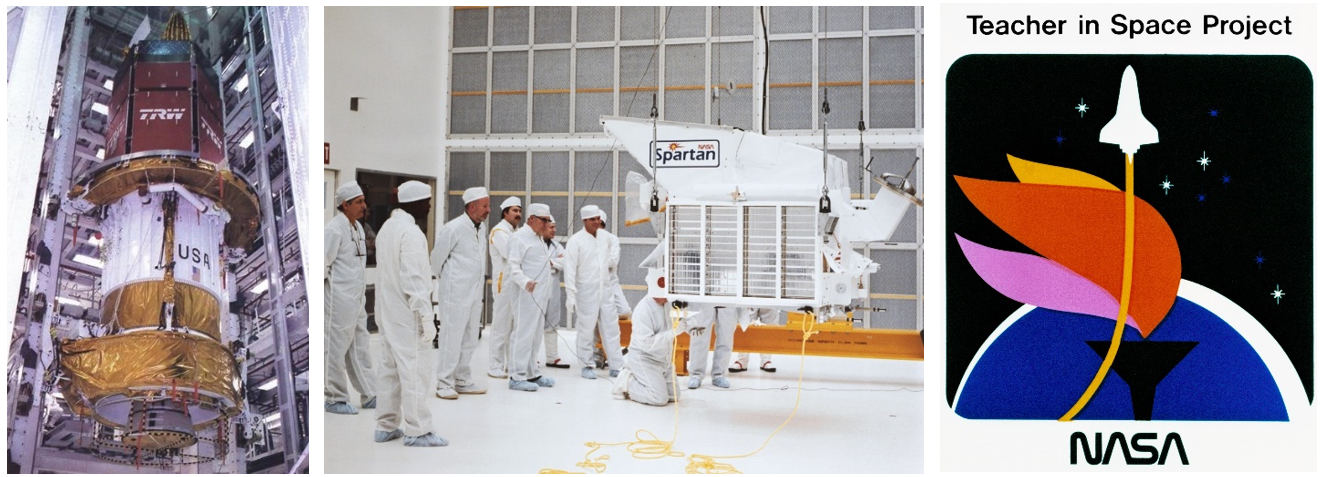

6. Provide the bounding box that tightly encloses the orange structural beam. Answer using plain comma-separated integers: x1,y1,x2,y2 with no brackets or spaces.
618,317,923,376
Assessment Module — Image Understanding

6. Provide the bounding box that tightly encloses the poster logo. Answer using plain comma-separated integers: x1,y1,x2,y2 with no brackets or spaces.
947,56,1311,425
649,140,719,168
139,108,185,121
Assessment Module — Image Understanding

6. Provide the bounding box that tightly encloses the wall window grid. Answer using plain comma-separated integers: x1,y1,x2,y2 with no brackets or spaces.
448,6,923,136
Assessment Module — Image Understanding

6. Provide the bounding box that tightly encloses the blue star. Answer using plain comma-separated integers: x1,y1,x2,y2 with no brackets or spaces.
1196,192,1206,203
1054,130,1066,147
1221,172,1231,187
1209,109,1219,117
1255,252,1265,269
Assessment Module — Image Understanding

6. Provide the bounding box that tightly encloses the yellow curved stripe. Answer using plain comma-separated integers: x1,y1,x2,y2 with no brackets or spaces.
1008,154,1119,191
1059,153,1134,421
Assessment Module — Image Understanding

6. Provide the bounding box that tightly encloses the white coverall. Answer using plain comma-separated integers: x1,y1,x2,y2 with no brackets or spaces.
621,298,677,405
432,214,488,392
324,214,376,406
606,231,631,315
564,228,624,371
734,308,781,368
544,267,564,362
688,305,738,381
373,209,436,437
507,226,563,381
486,219,517,376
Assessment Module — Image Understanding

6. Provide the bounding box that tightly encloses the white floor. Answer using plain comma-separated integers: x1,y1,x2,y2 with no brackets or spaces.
324,329,924,474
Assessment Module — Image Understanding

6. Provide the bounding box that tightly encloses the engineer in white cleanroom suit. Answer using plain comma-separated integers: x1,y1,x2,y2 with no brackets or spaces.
432,187,490,400
730,308,780,373
565,205,624,380
611,269,687,406
485,196,522,379
505,203,562,392
373,180,447,447
324,182,377,415
687,304,738,389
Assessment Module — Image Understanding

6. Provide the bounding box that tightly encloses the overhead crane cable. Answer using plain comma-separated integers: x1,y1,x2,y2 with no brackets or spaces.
758,7,770,135
574,7,672,221
714,6,721,126
820,6,831,207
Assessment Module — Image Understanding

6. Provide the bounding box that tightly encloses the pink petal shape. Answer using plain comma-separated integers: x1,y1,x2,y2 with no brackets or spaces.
956,234,1138,330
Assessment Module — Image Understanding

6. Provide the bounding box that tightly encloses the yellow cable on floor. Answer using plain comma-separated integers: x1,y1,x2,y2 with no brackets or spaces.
542,305,821,474
684,313,820,474
541,305,688,473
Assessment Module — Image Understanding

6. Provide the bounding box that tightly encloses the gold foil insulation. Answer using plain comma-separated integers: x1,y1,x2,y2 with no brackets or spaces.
101,281,221,339
123,428,197,451
59,331,241,429
72,155,260,248
160,12,192,42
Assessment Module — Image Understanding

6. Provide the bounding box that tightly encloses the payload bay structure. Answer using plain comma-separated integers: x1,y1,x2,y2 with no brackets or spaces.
6,7,310,473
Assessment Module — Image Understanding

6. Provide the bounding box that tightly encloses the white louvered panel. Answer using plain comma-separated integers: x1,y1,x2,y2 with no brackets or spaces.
743,206,778,298
668,205,703,295
704,206,739,297
781,206,817,299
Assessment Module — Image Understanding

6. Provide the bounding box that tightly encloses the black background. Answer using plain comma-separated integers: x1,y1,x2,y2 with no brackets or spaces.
946,55,1313,405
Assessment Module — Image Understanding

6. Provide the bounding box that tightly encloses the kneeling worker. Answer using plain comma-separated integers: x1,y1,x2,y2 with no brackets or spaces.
613,269,694,406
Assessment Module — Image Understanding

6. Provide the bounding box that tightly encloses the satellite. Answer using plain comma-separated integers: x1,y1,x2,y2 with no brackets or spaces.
602,116,921,322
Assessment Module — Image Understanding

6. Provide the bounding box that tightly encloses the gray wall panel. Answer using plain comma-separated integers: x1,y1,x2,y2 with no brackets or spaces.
533,50,571,133
819,38,862,130
491,95,527,134
493,7,529,46
871,249,917,295
869,36,916,129
577,7,615,43
492,51,527,91
870,6,915,30
819,6,863,32
769,6,811,34
531,151,570,236
452,53,487,92
665,7,706,39
450,95,486,134
534,7,572,44
868,299,917,330
490,152,527,194
621,7,659,41
711,6,752,37
575,93,612,133
453,8,488,48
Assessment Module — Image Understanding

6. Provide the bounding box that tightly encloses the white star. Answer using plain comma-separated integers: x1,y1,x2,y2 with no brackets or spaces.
1075,98,1088,117
1271,285,1285,304
1160,176,1173,195
1197,151,1211,171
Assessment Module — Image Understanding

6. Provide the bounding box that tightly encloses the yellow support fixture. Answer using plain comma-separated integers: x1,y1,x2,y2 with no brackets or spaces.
618,311,923,376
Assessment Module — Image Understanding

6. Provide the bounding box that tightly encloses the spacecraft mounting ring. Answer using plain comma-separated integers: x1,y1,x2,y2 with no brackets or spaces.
70,152,262,249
